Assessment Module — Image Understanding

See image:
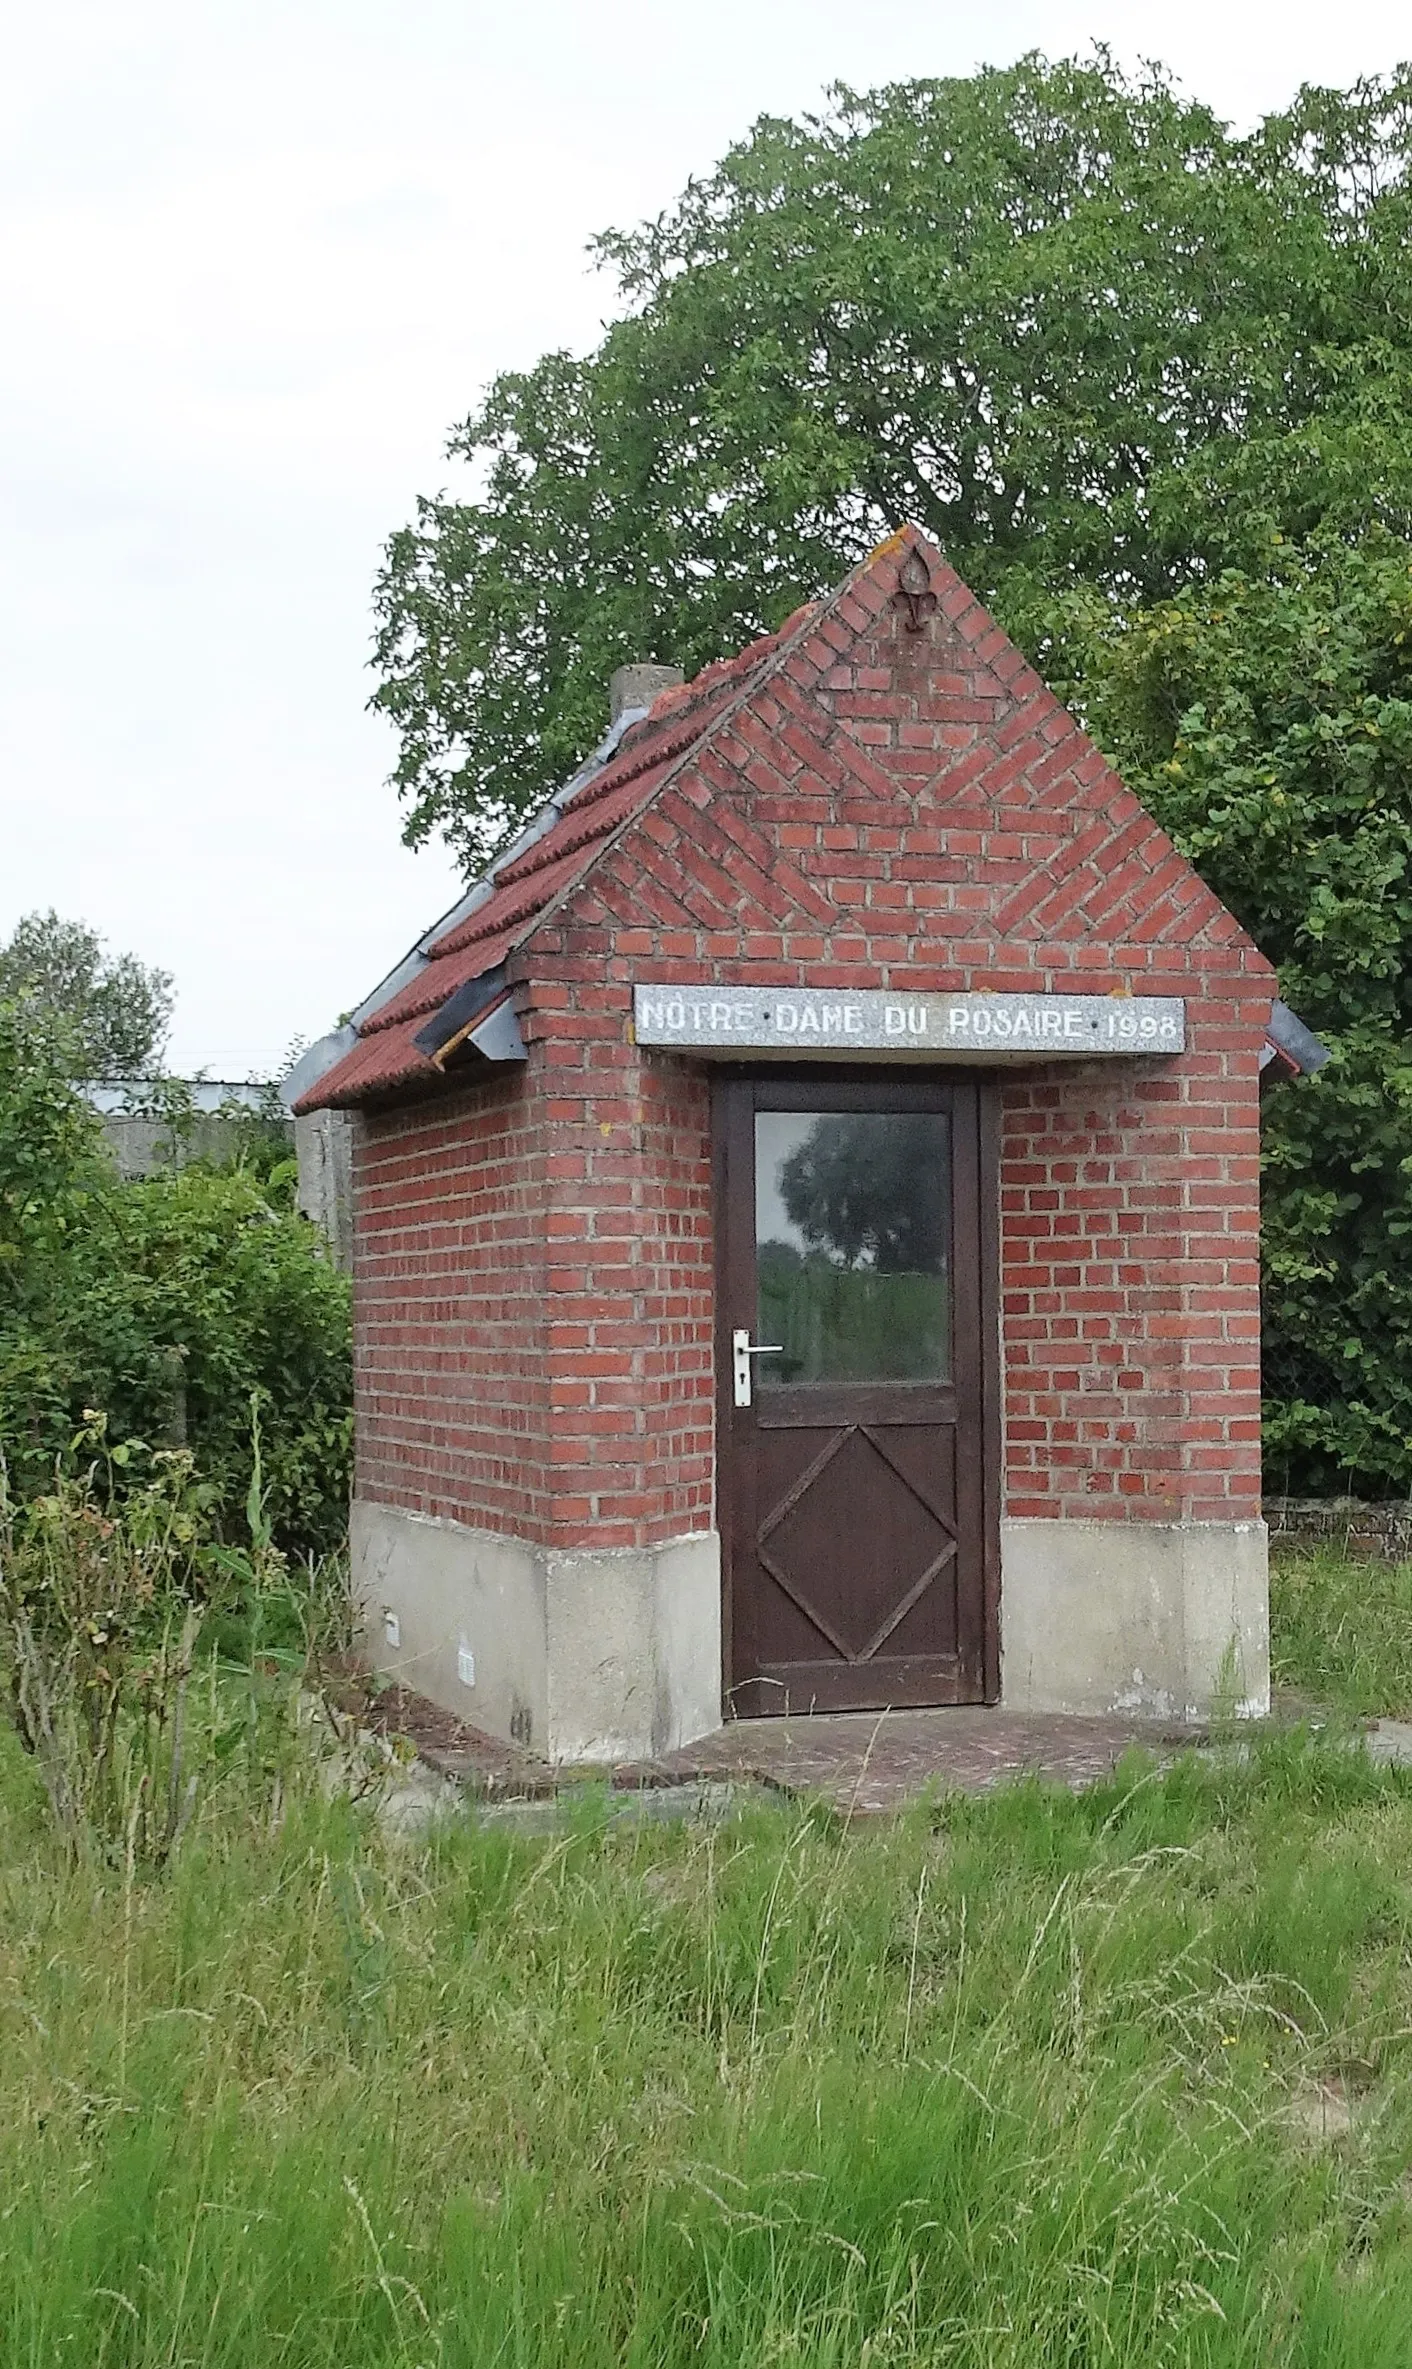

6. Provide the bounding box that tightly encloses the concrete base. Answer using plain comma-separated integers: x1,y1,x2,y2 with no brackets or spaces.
999,1517,1270,1721
350,1500,722,1762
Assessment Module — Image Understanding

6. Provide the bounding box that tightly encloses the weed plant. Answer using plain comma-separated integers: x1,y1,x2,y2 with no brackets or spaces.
0,1412,348,1865
5,1729,1412,2365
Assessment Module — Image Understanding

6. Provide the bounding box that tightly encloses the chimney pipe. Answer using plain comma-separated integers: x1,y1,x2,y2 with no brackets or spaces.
610,661,683,724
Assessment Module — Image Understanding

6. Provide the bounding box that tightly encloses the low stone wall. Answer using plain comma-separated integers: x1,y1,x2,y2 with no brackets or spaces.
351,1500,722,1763
1266,1497,1412,1559
1000,1516,1269,1722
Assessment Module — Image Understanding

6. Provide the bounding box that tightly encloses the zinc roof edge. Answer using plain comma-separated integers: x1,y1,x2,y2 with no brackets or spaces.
357,704,646,1017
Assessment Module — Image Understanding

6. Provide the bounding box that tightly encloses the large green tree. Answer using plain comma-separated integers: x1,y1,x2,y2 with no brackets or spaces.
373,51,1412,870
0,910,174,1078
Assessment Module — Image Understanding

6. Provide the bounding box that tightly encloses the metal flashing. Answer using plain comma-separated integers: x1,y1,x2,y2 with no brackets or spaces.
1260,999,1330,1078
463,996,527,1066
411,964,511,1060
282,1026,356,1110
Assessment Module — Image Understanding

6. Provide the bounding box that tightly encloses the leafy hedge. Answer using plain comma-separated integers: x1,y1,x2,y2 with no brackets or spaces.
0,1003,351,1553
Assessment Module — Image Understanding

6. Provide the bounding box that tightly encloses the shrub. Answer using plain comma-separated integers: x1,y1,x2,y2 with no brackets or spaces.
72,1164,353,1556
0,1003,352,1554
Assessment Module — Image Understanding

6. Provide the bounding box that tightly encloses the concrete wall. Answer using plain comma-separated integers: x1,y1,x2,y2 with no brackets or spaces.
101,1111,288,1180
294,1107,355,1270
351,1497,722,1761
999,1516,1270,1721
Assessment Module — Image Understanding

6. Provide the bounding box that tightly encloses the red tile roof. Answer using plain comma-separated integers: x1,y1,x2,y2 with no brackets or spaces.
297,610,810,1110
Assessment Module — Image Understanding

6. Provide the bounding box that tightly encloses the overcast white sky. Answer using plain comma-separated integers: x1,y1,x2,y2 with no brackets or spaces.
2,1,1407,1075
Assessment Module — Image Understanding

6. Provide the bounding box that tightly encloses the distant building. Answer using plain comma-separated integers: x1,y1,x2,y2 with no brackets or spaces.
81,1080,273,1117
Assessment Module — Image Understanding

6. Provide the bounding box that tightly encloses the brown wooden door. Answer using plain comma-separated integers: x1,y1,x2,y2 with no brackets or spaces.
716,1073,997,1716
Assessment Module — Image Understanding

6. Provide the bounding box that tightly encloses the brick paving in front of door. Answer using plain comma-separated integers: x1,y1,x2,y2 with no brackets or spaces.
642,1708,1208,1814
363,1681,1217,1814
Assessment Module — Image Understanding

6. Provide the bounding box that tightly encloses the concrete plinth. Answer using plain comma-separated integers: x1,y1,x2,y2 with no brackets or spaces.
999,1517,1270,1721
351,1499,722,1762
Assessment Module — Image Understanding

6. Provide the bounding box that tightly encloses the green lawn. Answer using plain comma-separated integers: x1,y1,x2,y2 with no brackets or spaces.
1272,1544,1412,1720
5,1556,1412,2365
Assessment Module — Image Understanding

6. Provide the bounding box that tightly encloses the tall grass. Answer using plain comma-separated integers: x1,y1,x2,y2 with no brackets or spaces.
5,1728,1412,2365
1272,1545,1412,1717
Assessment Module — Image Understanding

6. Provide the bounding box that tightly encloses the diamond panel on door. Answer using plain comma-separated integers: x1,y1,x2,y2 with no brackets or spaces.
757,1425,958,1664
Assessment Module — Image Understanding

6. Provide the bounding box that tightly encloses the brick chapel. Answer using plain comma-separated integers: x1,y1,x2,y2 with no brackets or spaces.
292,526,1321,1761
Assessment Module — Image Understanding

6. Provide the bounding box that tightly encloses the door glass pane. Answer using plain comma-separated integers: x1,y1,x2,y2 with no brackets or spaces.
754,1110,952,1385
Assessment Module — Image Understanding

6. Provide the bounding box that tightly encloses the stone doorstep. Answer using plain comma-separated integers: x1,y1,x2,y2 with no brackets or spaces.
342,1677,556,1798
630,1708,1217,1816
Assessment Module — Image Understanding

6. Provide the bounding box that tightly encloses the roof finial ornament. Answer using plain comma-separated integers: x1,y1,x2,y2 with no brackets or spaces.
893,546,937,634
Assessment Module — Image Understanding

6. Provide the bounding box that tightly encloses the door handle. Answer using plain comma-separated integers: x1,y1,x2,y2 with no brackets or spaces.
732,1328,785,1408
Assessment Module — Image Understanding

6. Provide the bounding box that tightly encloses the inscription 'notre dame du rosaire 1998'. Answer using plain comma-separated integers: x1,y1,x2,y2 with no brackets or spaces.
632,986,1186,1057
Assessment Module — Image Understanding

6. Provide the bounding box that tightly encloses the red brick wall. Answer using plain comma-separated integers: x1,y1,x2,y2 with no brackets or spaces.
999,1034,1264,1527
537,1000,714,1549
353,1024,1265,1549
353,1040,716,1551
353,532,1273,1550
352,1069,553,1540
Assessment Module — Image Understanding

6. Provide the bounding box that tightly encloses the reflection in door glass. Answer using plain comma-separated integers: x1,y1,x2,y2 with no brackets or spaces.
754,1111,951,1384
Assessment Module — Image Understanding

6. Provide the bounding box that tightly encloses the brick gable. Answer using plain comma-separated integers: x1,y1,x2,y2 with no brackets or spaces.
304,526,1266,1116
496,529,1271,1547
526,527,1260,984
